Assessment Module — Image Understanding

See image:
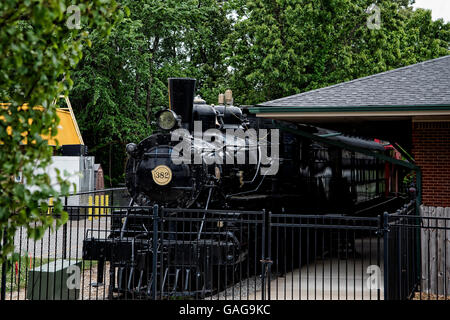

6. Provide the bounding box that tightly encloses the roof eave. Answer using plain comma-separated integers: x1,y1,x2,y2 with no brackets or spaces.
249,104,450,114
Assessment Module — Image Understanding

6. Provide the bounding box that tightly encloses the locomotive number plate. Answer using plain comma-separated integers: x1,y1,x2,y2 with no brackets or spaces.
151,165,173,186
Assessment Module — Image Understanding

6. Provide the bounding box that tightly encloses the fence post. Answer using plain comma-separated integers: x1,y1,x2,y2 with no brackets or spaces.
111,189,114,208
414,202,422,288
267,211,272,301
152,204,159,300
261,209,266,300
63,196,68,260
376,214,382,300
383,212,389,300
1,228,7,301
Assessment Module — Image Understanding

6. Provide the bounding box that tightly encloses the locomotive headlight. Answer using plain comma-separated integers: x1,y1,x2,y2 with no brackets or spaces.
157,109,177,130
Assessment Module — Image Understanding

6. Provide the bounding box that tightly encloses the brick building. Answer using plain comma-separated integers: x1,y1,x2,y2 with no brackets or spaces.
412,121,450,207
250,55,450,210
94,163,105,190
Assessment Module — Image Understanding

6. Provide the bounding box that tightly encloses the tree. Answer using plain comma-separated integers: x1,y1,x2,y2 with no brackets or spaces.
69,0,450,185
224,0,450,105
70,0,234,184
182,0,234,104
70,17,151,185
0,0,124,260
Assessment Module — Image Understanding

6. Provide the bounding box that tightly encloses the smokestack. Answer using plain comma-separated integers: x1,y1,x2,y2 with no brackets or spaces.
224,89,233,105
168,78,196,130
218,93,225,105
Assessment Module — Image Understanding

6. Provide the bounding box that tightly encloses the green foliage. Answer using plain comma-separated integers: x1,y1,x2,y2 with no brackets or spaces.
70,0,449,186
224,0,450,105
0,0,124,261
70,0,233,184
403,171,416,187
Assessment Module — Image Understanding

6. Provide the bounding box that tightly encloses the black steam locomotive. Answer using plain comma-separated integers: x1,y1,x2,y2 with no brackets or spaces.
83,78,391,299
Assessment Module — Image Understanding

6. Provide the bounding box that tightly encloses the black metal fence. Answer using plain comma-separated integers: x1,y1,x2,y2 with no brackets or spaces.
1,197,449,301
267,213,383,300
155,207,266,300
384,204,450,300
383,201,419,300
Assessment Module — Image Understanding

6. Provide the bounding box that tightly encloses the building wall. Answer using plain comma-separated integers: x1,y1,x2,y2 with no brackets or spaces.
29,156,95,193
412,121,450,207
95,166,105,190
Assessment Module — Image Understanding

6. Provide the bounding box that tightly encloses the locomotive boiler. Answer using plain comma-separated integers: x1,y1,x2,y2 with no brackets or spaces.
83,78,391,299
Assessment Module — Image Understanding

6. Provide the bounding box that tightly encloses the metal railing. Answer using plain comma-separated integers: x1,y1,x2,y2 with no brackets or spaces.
2,198,449,300
266,213,383,300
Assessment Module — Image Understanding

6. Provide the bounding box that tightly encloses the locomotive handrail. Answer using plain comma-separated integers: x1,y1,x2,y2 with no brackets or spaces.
161,207,265,215
354,196,403,215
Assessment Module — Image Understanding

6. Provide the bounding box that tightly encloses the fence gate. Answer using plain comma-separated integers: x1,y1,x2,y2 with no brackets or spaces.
265,212,384,300
383,202,421,300
153,207,267,300
384,204,450,300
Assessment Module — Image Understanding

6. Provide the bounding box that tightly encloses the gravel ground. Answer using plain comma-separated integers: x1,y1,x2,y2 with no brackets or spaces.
6,216,111,300
208,276,264,300
413,292,450,300
5,262,263,301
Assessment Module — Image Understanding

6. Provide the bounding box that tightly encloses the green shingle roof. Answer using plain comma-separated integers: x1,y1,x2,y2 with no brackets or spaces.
253,55,450,113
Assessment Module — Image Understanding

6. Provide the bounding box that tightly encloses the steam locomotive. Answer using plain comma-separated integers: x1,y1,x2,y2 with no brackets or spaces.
83,78,392,299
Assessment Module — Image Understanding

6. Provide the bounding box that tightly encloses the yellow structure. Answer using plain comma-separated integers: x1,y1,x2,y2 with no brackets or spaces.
88,194,109,220
0,95,84,146
48,95,84,146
